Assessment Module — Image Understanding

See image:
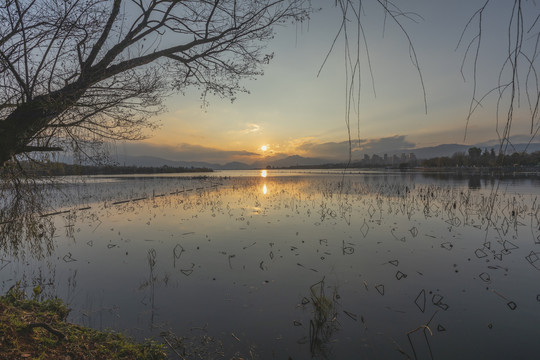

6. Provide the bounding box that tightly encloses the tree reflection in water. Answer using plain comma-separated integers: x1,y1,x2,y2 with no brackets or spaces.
0,166,55,259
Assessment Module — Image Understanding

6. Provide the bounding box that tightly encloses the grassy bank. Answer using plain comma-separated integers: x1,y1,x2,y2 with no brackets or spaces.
0,285,167,360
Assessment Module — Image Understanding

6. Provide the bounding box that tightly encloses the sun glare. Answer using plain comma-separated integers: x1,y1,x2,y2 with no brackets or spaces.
261,170,267,178
261,145,268,151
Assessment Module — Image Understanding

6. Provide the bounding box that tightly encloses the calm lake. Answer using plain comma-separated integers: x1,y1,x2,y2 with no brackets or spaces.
2,169,540,359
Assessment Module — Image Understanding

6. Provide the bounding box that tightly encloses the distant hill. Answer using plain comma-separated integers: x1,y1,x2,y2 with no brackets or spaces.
218,161,253,170
252,155,332,168
108,154,332,170
111,154,255,170
62,142,540,170
412,142,540,159
411,144,471,159
112,155,221,169
475,142,540,154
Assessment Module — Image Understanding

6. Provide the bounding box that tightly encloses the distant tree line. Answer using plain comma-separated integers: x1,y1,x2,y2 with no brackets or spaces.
276,147,540,170
4,162,213,176
421,147,540,168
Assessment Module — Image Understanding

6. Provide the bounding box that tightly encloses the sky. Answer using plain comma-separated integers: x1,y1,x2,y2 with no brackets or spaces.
116,0,540,165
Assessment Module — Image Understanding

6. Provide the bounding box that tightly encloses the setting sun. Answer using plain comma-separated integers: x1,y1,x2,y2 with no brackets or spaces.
261,145,268,151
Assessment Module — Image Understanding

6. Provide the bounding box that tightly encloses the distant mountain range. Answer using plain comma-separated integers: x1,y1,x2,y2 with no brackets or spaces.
409,142,540,159
110,154,332,170
100,142,540,170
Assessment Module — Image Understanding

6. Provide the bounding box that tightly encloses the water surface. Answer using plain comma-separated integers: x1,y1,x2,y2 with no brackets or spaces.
1,170,540,359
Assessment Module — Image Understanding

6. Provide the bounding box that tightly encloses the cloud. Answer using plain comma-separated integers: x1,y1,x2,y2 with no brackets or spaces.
110,135,417,165
356,135,416,154
114,142,258,164
222,123,262,137
295,135,416,161
237,123,261,135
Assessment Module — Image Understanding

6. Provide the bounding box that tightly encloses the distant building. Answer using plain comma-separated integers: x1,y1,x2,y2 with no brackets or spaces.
372,154,382,165
358,152,418,167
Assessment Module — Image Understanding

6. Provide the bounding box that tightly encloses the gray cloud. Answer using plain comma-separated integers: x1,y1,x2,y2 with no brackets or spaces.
298,135,416,161
113,142,258,164
356,135,416,155
109,135,416,164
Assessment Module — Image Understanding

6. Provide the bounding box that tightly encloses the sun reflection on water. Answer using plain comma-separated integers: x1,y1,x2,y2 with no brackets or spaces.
3,173,540,359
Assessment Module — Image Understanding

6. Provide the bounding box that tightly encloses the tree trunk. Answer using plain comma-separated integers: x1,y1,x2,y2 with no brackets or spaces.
0,85,86,166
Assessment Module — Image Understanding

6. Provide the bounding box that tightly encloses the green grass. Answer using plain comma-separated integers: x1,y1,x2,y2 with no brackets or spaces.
0,284,167,360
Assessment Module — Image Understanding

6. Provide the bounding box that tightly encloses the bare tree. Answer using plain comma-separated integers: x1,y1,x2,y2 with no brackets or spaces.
330,1,540,156
458,0,540,154
319,0,425,166
0,0,311,167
